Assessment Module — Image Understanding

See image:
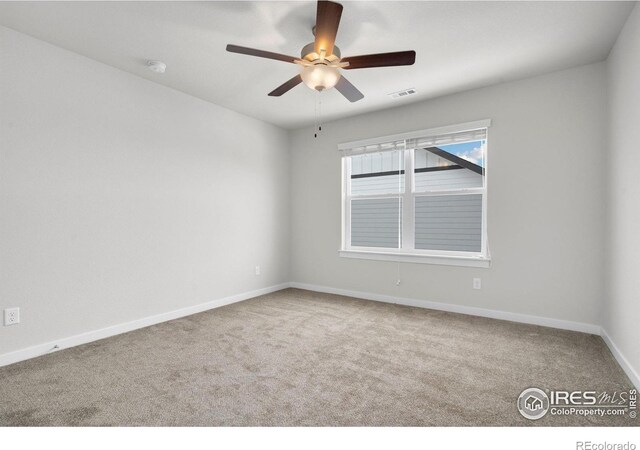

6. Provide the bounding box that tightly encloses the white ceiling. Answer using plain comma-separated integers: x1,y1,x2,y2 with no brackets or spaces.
0,1,634,129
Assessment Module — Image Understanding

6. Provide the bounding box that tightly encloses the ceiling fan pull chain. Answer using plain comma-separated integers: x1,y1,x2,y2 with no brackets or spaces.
314,90,323,138
314,90,318,138
318,92,322,133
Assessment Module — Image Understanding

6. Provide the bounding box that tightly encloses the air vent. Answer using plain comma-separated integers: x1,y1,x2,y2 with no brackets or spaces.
388,88,417,99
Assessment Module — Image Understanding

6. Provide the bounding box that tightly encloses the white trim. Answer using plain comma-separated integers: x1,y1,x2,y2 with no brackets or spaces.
338,119,492,151
289,282,600,335
339,249,491,268
481,137,489,257
341,157,349,249
2,282,636,391
0,283,289,368
401,148,415,251
412,187,485,196
600,328,640,390
342,132,489,262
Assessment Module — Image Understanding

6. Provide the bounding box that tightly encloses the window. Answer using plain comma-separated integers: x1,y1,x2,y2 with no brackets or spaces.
340,120,490,267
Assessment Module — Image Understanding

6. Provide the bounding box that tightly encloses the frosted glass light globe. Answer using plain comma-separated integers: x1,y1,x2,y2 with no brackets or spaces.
300,64,341,91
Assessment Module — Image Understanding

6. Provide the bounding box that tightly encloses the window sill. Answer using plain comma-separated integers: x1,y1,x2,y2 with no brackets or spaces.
339,250,491,268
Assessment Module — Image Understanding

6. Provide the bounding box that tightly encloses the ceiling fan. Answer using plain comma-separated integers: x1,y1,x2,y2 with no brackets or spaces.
226,0,416,103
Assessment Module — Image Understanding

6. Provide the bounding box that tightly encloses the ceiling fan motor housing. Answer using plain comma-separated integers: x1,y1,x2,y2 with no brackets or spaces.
301,42,341,62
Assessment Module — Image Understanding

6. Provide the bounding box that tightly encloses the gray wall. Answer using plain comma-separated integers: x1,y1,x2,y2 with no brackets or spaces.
2,16,635,380
605,5,640,383
291,62,607,325
0,26,291,356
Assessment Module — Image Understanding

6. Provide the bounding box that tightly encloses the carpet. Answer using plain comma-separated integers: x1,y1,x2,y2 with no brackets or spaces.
0,288,636,426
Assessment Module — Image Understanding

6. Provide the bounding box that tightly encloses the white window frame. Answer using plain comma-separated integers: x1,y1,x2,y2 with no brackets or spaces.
340,120,491,268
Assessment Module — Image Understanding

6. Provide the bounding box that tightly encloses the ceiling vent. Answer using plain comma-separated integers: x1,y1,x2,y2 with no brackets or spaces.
388,88,417,99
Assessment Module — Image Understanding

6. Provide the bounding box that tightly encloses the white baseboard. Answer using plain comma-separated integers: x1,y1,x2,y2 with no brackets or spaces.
3,281,637,392
600,328,639,390
0,283,289,368
290,282,640,389
289,282,602,335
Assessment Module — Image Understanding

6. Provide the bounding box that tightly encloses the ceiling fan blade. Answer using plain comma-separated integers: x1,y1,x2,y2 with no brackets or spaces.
335,76,364,103
226,44,297,64
268,75,303,97
314,1,343,57
341,51,416,69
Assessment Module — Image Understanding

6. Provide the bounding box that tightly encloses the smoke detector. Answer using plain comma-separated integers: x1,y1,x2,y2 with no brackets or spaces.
146,60,166,74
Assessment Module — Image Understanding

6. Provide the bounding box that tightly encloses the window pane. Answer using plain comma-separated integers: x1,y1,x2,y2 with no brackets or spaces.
414,141,484,192
415,194,482,252
351,198,401,248
350,150,404,195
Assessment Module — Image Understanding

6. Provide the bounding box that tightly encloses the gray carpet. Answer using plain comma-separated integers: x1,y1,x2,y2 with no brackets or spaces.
0,288,636,426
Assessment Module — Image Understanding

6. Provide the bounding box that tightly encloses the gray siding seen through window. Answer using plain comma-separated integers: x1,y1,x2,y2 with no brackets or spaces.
414,168,482,191
415,194,482,252
351,174,404,196
351,198,401,248
347,143,485,253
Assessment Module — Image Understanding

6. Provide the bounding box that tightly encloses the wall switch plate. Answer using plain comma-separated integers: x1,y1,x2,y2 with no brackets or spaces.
255,266,261,276
473,278,482,290
4,307,20,326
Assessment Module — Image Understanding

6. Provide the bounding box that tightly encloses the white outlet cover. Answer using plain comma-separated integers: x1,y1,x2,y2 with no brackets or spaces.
255,266,261,276
4,307,20,326
473,278,482,290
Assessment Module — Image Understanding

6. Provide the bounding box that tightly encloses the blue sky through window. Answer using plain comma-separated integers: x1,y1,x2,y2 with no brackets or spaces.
439,140,485,167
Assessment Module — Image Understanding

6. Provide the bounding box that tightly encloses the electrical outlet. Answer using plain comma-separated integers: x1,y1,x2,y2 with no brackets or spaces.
473,278,482,290
255,266,261,276
4,307,20,326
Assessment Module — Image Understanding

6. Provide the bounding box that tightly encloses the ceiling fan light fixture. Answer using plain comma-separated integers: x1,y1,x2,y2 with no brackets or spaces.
300,64,341,91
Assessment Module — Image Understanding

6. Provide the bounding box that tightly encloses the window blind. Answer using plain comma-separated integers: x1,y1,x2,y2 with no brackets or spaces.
340,140,405,157
406,128,487,150
338,119,490,157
